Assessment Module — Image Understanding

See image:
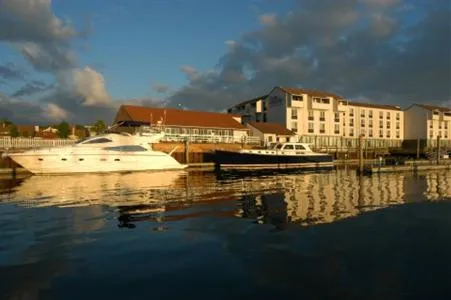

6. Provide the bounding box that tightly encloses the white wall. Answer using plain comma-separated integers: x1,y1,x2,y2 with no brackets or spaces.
404,105,428,139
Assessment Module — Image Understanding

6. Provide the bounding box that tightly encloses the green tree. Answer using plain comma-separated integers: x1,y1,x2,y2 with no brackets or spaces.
9,125,19,137
0,118,13,126
57,121,70,138
93,119,106,134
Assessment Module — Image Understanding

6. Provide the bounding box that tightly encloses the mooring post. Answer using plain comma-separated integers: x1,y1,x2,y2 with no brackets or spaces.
416,138,420,160
184,138,189,164
359,134,364,174
436,135,441,165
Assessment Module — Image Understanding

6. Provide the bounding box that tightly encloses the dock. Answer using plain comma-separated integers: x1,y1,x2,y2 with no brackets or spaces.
368,161,451,174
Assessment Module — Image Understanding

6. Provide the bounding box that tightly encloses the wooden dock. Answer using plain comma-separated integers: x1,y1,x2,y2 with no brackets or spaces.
368,162,451,174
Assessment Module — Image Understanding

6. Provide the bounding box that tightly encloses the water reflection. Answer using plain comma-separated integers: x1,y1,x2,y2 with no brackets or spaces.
0,169,450,229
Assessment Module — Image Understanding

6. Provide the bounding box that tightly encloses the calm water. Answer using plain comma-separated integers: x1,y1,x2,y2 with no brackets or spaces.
1,168,451,299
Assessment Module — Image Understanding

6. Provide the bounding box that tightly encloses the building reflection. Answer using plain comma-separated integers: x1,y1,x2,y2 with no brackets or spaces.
0,169,449,229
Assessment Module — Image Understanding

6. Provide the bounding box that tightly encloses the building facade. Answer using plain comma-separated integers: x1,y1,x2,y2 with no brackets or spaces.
246,121,296,146
404,104,451,147
229,86,404,149
114,105,255,143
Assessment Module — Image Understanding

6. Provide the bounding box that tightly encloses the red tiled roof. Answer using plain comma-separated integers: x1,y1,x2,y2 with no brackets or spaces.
247,122,294,136
278,86,344,99
344,100,401,111
116,105,247,130
416,104,451,113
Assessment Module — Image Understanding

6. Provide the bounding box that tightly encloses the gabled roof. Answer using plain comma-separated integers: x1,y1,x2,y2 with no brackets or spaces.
415,104,451,113
277,86,344,99
231,94,269,108
116,105,247,130
247,122,294,136
343,100,402,111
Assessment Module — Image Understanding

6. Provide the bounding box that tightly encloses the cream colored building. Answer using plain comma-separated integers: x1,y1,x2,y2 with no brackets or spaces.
228,86,403,148
246,121,296,146
404,104,451,145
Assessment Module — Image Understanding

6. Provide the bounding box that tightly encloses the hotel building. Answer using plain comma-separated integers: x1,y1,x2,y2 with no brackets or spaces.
228,86,403,149
404,104,451,147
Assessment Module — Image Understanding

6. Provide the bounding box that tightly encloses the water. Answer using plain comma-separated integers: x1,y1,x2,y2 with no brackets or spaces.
1,168,451,299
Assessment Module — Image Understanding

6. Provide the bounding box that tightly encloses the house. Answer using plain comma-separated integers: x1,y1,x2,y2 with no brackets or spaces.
404,104,451,145
114,105,249,141
246,121,296,145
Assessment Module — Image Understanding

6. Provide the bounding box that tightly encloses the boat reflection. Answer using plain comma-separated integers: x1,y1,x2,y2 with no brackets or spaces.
0,169,450,230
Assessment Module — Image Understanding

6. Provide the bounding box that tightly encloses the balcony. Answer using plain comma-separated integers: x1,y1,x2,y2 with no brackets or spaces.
308,129,314,133
308,116,314,121
334,130,340,134
290,100,304,108
319,117,326,121
320,130,325,134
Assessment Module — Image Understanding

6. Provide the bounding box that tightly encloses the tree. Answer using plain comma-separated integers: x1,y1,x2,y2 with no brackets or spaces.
57,121,70,138
9,125,19,137
0,118,13,126
93,119,106,134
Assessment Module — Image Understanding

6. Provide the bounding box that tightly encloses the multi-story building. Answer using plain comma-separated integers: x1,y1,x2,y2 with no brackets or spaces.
228,86,403,148
404,104,451,147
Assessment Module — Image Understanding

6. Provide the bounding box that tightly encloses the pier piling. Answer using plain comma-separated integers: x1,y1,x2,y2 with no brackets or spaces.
358,134,364,174
184,139,190,164
436,135,441,165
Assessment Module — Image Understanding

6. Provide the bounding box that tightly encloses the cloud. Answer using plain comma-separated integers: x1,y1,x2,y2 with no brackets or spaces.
167,0,450,111
0,0,115,124
151,83,172,94
0,62,25,81
11,81,54,97
44,103,69,121
259,13,277,26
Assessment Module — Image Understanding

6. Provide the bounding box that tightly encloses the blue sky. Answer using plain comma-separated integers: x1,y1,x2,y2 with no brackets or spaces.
46,0,293,100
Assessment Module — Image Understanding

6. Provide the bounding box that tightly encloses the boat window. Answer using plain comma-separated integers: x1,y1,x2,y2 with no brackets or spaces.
295,145,306,150
104,145,148,152
275,144,283,149
284,144,294,150
83,138,112,144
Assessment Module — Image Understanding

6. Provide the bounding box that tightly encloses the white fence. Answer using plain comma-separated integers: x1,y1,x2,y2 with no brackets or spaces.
160,133,261,144
0,137,75,149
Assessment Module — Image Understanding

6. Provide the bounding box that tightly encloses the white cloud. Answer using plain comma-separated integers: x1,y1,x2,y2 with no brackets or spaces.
71,67,110,106
43,103,69,121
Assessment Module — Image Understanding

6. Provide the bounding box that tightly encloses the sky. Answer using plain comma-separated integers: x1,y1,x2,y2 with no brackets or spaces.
0,0,450,125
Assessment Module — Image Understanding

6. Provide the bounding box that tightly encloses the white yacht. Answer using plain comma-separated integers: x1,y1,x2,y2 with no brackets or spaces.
3,131,187,175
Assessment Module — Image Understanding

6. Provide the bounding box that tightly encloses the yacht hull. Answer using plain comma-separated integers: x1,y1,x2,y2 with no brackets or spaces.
8,151,187,175
214,150,334,170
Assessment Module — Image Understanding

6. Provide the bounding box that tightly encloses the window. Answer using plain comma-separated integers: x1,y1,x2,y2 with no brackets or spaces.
284,144,294,150
350,119,354,127
104,145,148,152
361,110,365,117
308,122,314,133
379,111,383,119
369,119,373,128
292,95,303,101
439,122,442,129
349,128,354,137
334,112,340,122
361,119,365,127
386,112,391,120
386,121,390,129
379,130,383,138
396,112,400,120
350,108,354,117
334,124,340,134
445,122,449,129
429,121,433,129
320,111,326,121
386,131,391,138
268,136,273,142
320,123,325,133
291,108,298,119
369,110,373,118
369,129,373,137
82,138,112,144
396,122,400,129
291,121,298,133
295,144,306,150
396,130,400,138
308,110,314,120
